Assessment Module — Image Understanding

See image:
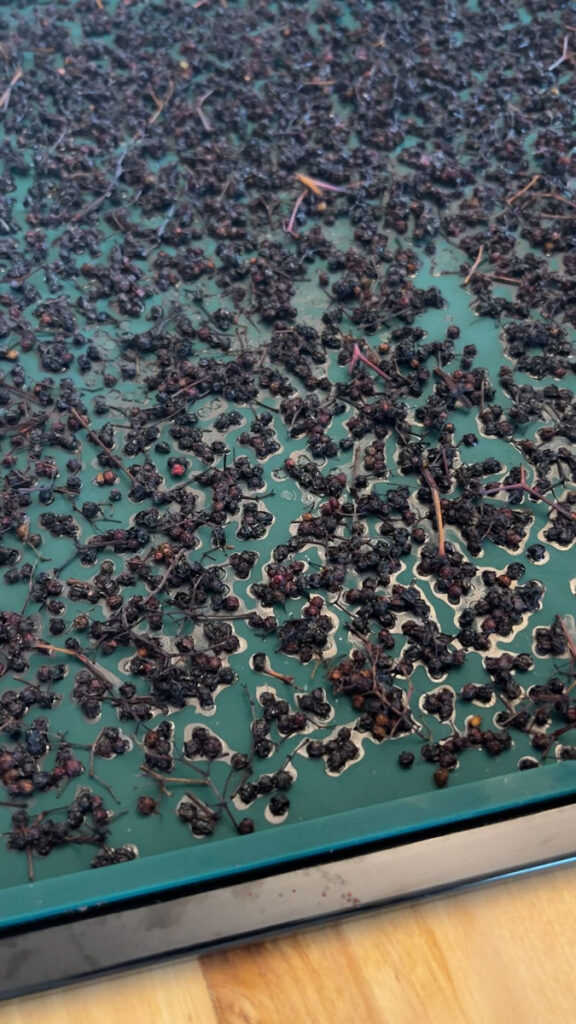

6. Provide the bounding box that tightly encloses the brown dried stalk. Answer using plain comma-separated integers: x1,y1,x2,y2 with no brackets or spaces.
556,615,576,661
34,641,117,689
70,407,134,480
140,766,208,796
0,67,23,112
148,81,174,124
482,468,576,523
507,174,540,205
420,465,446,558
349,342,393,382
463,244,484,285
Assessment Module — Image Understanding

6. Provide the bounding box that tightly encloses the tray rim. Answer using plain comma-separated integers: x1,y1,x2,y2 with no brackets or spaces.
1,760,575,931
2,796,576,1001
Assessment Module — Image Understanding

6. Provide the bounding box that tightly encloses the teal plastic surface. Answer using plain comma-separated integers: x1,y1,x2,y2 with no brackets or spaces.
0,0,575,930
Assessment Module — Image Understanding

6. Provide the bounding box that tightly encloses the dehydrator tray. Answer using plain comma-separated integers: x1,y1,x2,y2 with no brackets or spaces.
0,0,576,999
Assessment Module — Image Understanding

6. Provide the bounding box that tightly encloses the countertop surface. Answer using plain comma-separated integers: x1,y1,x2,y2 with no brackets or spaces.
1,862,575,1024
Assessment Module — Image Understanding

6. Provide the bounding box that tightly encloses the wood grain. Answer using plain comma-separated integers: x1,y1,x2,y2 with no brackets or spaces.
2,866,576,1024
0,960,218,1024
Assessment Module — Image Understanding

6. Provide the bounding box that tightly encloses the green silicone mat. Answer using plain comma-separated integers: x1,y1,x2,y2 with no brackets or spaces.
0,0,575,927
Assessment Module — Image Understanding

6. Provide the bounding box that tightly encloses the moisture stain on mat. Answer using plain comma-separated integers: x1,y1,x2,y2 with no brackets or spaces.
0,0,575,886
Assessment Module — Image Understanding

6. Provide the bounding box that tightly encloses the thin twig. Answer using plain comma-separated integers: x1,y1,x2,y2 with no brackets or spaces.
70,407,134,480
71,150,129,223
140,766,208,797
148,548,186,596
294,172,350,195
195,90,213,132
486,274,523,285
349,342,393,382
148,81,174,124
253,655,294,685
433,367,472,408
285,189,307,236
33,641,118,689
538,212,576,220
548,35,571,71
556,615,576,661
463,244,484,285
0,67,23,112
285,173,354,235
506,174,540,205
482,477,576,523
532,192,576,209
420,465,446,557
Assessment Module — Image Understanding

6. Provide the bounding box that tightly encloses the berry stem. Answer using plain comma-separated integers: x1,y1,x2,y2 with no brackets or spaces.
34,641,117,689
555,615,576,661
263,665,295,685
481,479,576,522
420,465,446,558
285,189,307,236
140,766,208,796
349,342,393,382
253,653,294,684
70,407,134,481
149,548,186,596
548,35,570,71
0,67,23,113
294,172,350,195
463,243,484,285
506,173,540,205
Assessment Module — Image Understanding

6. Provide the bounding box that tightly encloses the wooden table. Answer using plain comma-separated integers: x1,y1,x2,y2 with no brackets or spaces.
1,864,574,1024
